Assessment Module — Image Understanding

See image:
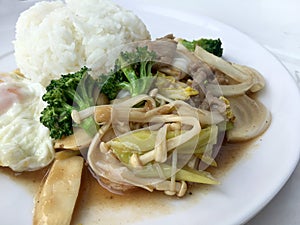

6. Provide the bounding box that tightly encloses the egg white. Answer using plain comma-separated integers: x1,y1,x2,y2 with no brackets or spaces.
0,73,54,172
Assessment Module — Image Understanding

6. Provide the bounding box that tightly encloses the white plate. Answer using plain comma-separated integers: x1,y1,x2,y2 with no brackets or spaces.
1,1,300,225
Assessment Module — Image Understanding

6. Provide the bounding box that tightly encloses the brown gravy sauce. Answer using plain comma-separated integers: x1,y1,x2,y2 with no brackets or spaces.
0,138,259,225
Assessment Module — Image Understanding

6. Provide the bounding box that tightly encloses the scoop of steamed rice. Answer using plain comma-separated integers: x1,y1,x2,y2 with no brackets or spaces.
14,0,151,86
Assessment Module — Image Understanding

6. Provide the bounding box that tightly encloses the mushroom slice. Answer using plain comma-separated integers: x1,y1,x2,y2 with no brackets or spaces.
54,128,92,150
33,155,84,225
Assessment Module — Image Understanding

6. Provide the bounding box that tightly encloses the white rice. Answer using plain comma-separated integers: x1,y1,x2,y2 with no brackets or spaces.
14,0,150,86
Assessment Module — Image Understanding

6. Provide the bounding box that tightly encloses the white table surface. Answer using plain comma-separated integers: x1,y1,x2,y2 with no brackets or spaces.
1,1,299,225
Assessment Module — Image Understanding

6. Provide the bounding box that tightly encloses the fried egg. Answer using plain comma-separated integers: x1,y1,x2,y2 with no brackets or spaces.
0,72,54,172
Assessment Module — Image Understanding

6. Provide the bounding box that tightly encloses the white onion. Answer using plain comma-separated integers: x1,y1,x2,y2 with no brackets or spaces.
226,95,271,142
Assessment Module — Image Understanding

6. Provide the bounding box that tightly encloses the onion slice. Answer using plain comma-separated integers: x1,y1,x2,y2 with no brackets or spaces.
231,63,265,92
206,78,254,97
194,45,249,82
226,95,271,142
194,46,265,95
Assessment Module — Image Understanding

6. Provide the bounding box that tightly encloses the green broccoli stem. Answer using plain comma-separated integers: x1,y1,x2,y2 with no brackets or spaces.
74,96,99,138
100,46,157,99
63,78,99,137
139,61,156,95
118,53,140,96
146,62,154,77
140,61,148,78
78,72,97,105
120,65,155,97
121,67,139,95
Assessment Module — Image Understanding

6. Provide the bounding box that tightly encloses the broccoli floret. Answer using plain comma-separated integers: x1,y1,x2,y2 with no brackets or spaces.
180,38,223,57
40,67,99,139
100,46,157,100
99,69,127,100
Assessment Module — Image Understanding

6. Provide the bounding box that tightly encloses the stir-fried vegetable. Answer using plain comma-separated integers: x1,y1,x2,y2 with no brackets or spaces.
99,46,157,100
178,38,223,57
33,155,84,225
40,67,99,139
155,72,199,100
193,45,265,94
109,125,218,164
226,95,271,142
82,93,225,196
37,34,270,201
